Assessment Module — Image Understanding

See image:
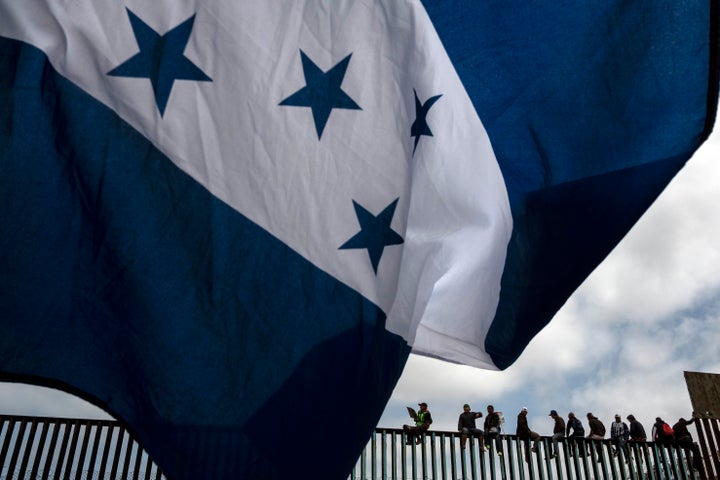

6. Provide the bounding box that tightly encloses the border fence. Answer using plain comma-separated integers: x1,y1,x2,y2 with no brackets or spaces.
0,415,165,480
350,428,703,480
0,414,707,479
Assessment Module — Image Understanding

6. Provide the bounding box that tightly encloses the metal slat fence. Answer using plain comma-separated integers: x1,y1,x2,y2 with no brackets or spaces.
0,415,165,480
350,428,702,480
0,415,704,479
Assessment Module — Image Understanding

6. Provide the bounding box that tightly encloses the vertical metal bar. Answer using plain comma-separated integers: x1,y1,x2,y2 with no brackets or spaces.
629,443,640,480
53,421,73,480
87,422,104,480
709,418,720,478
616,440,629,480
478,435,487,480
109,424,126,480
449,432,457,480
74,421,93,480
439,433,447,480
42,420,62,480
460,435,468,480
565,438,585,480
421,434,428,480
469,436,478,480
121,431,135,480
430,432,437,480
599,440,612,480
97,423,115,479
580,439,592,480
676,441,691,480
30,419,50,480
381,430,387,480
18,417,39,479
144,450,155,480
0,418,17,473
132,439,143,480
561,438,574,480
499,435,509,480
62,420,82,480
694,419,712,480
515,437,526,479
644,443,657,480
528,440,537,480
538,437,549,480
504,435,515,480
370,431,376,480
392,431,398,480
359,441,366,480
6,417,28,480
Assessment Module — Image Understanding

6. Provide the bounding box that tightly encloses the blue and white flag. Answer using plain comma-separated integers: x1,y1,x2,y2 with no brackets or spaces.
0,1,716,478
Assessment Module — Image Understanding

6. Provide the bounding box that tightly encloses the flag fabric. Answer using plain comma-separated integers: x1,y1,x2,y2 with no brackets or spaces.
0,1,717,479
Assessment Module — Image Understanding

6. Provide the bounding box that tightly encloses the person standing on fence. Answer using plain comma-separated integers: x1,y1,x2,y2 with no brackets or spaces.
403,402,433,445
566,412,586,457
484,405,503,455
517,407,540,459
586,412,606,459
548,410,565,459
458,404,484,451
673,414,702,472
610,414,629,458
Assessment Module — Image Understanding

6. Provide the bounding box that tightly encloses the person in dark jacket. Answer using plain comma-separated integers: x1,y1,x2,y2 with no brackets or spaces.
627,415,646,441
548,410,565,458
517,407,540,459
458,404,484,450
483,405,503,455
566,412,586,457
673,414,701,471
586,413,605,459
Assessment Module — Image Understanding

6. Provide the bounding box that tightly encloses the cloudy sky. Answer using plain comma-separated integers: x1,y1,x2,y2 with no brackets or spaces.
1,112,719,444
379,111,720,437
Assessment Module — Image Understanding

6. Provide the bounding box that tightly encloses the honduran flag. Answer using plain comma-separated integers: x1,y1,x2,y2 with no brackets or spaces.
0,1,717,478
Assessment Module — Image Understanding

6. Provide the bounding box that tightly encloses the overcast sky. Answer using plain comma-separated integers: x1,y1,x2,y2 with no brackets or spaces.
1,114,719,444
380,113,720,437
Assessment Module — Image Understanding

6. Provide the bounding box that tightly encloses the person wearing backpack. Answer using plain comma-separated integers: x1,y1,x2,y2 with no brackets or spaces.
652,417,674,445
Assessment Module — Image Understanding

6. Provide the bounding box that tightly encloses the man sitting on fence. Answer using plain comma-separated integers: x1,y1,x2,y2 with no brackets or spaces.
458,404,484,451
403,402,433,445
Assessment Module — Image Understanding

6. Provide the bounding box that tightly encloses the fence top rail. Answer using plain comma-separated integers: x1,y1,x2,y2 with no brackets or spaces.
0,413,124,429
0,414,687,451
373,426,679,447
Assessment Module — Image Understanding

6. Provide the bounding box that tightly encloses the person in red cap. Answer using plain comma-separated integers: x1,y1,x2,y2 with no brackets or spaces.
403,402,433,445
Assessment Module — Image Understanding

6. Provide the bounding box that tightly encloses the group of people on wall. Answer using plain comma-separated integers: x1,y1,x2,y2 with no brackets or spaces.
402,402,702,470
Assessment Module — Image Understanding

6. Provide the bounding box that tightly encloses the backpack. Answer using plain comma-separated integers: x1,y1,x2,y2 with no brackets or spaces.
662,423,674,437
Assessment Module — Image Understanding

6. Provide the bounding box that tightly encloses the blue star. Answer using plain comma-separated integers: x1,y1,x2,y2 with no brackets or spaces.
280,50,361,139
339,199,404,274
410,89,442,154
107,9,212,116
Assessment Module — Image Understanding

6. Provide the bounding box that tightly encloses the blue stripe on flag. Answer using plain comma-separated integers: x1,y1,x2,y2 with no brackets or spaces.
421,0,719,368
0,37,409,479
